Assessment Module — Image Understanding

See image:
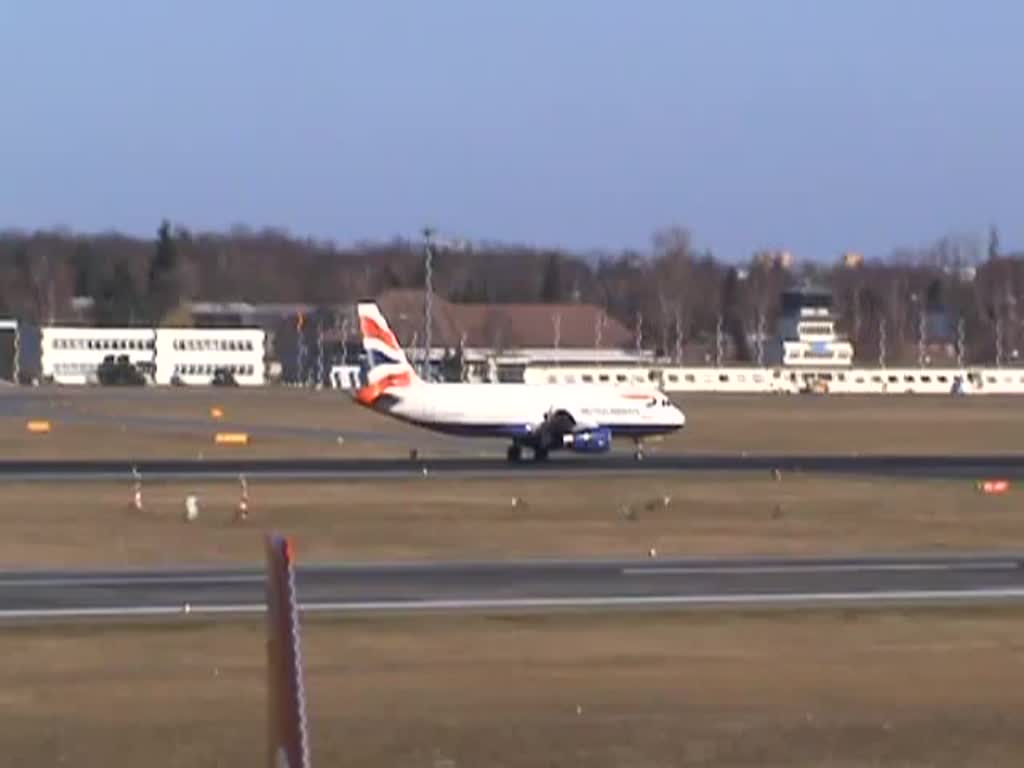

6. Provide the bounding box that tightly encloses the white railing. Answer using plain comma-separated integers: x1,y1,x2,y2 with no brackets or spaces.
526,365,1024,395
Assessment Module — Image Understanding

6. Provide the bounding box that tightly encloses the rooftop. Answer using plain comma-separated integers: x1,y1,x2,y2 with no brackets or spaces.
374,290,633,350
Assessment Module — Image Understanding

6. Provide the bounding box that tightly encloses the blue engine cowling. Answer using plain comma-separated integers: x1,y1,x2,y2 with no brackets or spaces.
563,426,612,453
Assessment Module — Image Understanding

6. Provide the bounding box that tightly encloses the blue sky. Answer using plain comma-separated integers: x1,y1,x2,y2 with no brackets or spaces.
1,1,1020,260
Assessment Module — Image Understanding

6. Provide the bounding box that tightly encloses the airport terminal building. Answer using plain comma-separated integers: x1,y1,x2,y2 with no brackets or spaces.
5,285,1024,396
3,323,266,386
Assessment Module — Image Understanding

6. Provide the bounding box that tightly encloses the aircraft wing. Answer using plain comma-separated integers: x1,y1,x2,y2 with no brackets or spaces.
538,406,600,438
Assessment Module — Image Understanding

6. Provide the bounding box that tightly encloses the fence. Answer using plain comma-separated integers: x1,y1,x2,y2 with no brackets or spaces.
526,365,1024,395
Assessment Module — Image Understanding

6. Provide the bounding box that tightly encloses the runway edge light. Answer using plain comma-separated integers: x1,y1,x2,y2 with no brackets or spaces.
977,479,1011,495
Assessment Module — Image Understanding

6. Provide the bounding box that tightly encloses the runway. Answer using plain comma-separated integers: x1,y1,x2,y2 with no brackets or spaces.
4,453,1024,481
5,554,1024,621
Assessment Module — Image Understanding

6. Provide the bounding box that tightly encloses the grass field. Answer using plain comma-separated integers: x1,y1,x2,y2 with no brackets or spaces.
4,388,1023,566
5,390,1024,767
3,388,1024,460
2,473,1020,567
5,608,1024,767
0,387,444,460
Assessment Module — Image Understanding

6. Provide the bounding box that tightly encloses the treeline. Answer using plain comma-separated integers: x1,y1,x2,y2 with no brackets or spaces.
0,222,1021,365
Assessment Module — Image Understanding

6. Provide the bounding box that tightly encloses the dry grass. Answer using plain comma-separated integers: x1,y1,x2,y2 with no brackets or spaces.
0,387,450,459
6,390,1024,766
666,393,1024,455
5,388,1024,460
5,608,1024,766
5,388,1024,567
0,421,419,460
2,473,1020,567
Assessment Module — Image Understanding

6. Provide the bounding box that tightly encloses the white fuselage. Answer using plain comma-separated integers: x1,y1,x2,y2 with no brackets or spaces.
367,381,686,440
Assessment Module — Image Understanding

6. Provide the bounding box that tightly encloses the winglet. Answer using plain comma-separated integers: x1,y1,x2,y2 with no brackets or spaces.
266,534,311,768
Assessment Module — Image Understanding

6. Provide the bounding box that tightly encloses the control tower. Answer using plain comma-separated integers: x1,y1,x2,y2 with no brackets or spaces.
771,287,854,367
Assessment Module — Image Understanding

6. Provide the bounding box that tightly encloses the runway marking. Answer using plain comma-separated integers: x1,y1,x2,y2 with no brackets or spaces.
3,560,1019,590
0,574,263,588
0,468,668,483
5,586,1024,620
622,562,1023,576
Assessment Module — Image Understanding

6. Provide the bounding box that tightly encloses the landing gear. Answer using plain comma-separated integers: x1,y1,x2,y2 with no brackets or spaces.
507,441,549,462
633,438,645,462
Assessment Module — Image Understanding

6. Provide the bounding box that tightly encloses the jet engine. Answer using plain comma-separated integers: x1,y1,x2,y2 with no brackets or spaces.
563,426,612,453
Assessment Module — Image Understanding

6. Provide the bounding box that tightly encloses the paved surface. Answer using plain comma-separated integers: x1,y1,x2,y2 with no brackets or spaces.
5,554,1024,620
4,453,1024,481
0,394,460,449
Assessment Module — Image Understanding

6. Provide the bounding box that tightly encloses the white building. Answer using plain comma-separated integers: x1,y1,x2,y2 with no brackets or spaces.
0,319,20,383
330,364,363,390
155,328,266,386
41,327,157,384
38,326,265,386
527,364,1024,396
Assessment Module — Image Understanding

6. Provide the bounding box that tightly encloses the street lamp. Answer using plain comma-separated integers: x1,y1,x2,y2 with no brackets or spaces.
756,308,766,367
878,316,887,369
674,309,684,364
911,293,926,368
634,311,644,358
421,226,471,380
956,316,966,368
422,227,435,380
715,314,724,367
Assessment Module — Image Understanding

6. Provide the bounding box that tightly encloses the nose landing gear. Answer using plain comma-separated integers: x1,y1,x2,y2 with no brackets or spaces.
633,438,645,461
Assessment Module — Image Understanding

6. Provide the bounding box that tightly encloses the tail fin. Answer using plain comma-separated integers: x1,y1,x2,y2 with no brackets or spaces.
266,534,311,768
355,301,421,404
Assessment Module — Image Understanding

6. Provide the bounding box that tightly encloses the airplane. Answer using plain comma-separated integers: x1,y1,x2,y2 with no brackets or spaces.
352,301,686,461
